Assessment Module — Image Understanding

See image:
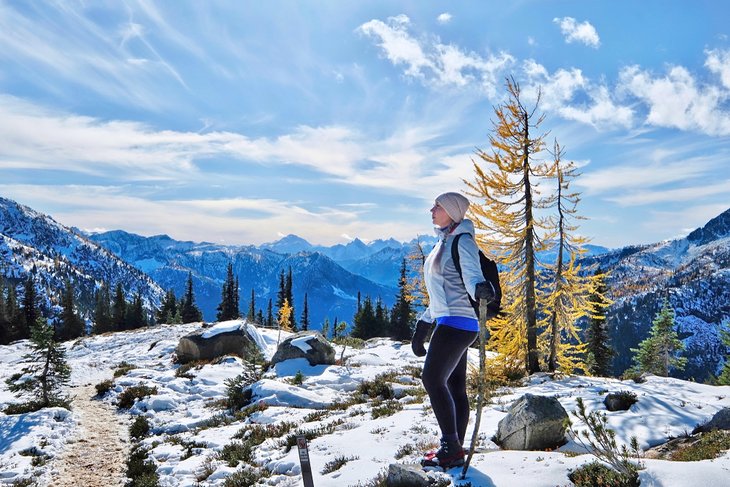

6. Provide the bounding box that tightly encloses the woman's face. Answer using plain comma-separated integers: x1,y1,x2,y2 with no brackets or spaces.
431,202,453,227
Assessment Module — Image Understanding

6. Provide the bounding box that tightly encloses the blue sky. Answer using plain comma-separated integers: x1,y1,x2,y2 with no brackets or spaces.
1,0,729,248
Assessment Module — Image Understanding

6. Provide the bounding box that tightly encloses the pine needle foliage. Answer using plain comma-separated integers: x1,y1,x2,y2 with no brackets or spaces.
570,397,642,486
630,298,686,377
6,316,71,411
465,77,553,374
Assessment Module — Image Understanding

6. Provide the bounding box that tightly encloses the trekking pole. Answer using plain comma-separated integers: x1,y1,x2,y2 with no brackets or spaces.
461,299,489,479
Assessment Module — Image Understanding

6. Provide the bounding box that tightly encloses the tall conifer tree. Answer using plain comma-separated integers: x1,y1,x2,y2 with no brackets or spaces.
300,293,309,331
180,272,203,323
20,275,37,340
112,283,127,331
93,283,113,334
59,279,85,340
541,141,607,373
465,77,553,374
585,268,614,376
216,262,239,321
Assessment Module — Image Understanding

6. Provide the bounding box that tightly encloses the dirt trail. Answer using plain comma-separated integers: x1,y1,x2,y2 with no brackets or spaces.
48,384,129,487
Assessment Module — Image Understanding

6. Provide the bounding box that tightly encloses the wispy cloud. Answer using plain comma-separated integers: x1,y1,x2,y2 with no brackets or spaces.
0,184,425,245
553,17,601,48
357,14,513,97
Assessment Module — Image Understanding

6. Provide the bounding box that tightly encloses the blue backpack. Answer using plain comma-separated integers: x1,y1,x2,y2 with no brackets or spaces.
450,233,502,318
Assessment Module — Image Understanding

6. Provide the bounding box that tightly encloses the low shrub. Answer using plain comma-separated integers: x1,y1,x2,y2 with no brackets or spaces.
129,416,151,440
569,460,637,487
222,466,271,486
114,361,138,378
125,445,159,487
371,399,403,419
321,455,358,474
217,441,253,467
670,430,730,461
118,385,158,410
95,379,114,397
358,376,394,400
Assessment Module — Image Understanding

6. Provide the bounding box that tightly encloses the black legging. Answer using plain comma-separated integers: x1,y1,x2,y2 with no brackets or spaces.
422,325,477,444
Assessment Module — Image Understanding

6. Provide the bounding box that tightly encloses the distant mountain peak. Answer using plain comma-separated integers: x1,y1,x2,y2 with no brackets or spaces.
687,207,730,246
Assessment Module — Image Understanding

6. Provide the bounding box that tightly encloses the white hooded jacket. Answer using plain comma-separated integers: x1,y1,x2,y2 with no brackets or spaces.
418,218,483,323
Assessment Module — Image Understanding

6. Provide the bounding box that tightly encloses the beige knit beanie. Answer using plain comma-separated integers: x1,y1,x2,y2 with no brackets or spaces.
435,192,470,223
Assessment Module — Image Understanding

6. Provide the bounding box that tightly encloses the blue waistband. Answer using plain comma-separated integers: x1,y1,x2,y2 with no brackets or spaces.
436,316,479,332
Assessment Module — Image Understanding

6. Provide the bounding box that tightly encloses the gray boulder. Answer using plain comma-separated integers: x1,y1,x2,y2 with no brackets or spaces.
271,331,335,366
386,463,429,487
175,323,260,364
604,391,638,411
694,407,730,433
494,393,569,450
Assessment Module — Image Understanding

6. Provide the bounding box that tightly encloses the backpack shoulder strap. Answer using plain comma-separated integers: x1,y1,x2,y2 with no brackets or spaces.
450,233,466,283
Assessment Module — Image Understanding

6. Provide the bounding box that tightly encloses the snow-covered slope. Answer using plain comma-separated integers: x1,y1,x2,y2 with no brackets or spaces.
1,322,729,486
583,208,730,380
0,197,164,322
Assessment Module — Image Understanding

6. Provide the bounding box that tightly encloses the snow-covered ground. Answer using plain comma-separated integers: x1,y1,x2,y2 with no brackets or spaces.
2,320,730,486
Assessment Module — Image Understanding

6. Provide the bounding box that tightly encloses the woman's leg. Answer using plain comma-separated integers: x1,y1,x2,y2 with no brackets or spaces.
422,325,477,441
447,349,470,445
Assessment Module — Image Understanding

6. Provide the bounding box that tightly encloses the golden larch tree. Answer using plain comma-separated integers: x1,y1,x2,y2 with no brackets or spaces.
465,77,554,374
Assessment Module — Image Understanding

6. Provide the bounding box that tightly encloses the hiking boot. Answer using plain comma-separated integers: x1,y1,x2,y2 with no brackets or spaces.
421,439,465,469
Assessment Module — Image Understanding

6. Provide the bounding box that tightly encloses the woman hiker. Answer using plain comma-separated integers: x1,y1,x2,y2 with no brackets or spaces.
411,192,495,469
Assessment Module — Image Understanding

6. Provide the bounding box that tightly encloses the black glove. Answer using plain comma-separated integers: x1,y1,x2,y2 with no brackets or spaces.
475,281,495,304
411,320,433,357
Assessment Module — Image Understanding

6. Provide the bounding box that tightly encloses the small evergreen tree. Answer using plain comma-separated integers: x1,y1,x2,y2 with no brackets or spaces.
20,275,37,340
156,289,178,324
300,293,309,331
247,288,256,322
266,298,273,328
256,308,264,326
216,262,239,321
112,283,127,331
630,299,686,377
334,320,347,340
93,283,113,334
332,318,339,339
390,259,414,341
585,268,614,376
6,317,71,410
374,297,388,337
125,292,146,329
321,318,330,340
5,284,22,341
0,280,8,345
59,279,85,340
717,325,730,385
351,295,376,339
180,272,203,323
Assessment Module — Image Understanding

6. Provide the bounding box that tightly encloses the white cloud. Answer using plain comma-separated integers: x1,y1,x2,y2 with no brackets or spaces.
553,17,600,48
607,179,730,206
619,63,730,136
705,48,730,89
357,15,514,97
522,60,632,128
437,13,452,24
0,184,426,246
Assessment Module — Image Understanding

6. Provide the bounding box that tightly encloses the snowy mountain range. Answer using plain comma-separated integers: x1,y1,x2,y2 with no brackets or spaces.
0,197,164,321
583,208,730,380
1,194,729,381
87,230,399,328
